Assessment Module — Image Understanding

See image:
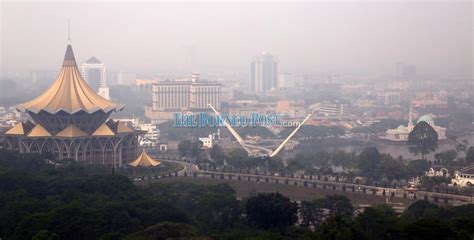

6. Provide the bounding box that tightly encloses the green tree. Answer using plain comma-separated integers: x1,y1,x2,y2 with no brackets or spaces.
314,216,356,240
227,148,249,167
419,176,451,189
434,149,457,166
465,146,474,164
178,140,192,158
357,147,381,178
355,205,401,240
374,155,409,181
402,219,454,240
407,122,438,160
300,200,325,227
455,143,467,153
210,144,225,163
32,230,59,240
400,200,441,223
406,159,430,177
190,140,203,160
124,222,199,240
245,193,298,229
323,195,354,219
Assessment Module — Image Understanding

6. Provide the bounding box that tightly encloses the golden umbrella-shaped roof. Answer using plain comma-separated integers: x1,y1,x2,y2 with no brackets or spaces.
17,45,123,114
128,150,161,167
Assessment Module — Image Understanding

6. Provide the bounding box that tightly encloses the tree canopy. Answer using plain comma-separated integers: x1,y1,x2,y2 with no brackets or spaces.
1,149,474,239
408,121,439,160
245,192,298,229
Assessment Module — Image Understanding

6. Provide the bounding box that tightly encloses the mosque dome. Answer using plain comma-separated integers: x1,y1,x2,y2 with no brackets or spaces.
417,114,435,126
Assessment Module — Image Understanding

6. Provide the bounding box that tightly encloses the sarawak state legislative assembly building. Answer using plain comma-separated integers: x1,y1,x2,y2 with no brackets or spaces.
1,44,141,166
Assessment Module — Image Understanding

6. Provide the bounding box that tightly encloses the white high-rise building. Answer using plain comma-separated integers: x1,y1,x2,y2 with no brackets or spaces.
250,52,278,92
116,72,137,85
82,56,109,99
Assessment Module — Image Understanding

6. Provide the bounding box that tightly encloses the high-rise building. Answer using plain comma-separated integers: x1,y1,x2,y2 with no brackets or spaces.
82,56,109,99
396,62,417,81
250,52,278,92
278,73,296,89
145,73,221,121
116,72,137,85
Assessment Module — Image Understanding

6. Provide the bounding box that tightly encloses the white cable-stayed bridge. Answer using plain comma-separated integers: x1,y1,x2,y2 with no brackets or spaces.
208,104,311,158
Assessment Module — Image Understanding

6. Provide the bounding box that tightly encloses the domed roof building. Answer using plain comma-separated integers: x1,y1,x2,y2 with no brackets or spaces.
382,109,446,142
2,44,142,166
417,114,435,126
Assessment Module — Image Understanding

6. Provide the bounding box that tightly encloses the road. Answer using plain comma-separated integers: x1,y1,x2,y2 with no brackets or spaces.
160,159,199,174
152,159,473,206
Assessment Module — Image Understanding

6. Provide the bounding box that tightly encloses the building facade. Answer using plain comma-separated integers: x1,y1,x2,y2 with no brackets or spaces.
2,45,141,167
396,62,417,81
383,112,446,142
81,56,109,99
139,123,160,147
116,72,137,85
146,74,221,121
452,166,474,187
250,52,278,92
310,101,347,117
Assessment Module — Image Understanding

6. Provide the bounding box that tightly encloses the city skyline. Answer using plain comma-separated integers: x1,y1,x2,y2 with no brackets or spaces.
1,2,474,239
1,1,472,78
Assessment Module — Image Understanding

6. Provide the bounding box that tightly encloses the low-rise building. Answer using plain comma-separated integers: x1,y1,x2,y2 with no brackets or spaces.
425,166,449,177
0,107,22,122
310,101,347,116
276,100,306,118
412,91,448,110
199,134,214,149
376,91,401,105
452,166,474,187
139,123,160,147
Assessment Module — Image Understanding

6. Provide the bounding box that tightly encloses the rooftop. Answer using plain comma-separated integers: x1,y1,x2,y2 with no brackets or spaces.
17,45,123,114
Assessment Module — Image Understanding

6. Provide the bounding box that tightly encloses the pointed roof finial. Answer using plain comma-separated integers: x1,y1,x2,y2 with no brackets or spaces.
68,19,71,43
408,107,414,128
16,44,124,114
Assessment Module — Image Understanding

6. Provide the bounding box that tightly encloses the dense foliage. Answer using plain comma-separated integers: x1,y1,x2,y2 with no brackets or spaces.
1,150,474,239
408,121,439,160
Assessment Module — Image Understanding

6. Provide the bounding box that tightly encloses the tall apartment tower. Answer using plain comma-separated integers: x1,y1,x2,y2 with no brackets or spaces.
250,52,278,92
82,56,109,99
396,62,417,81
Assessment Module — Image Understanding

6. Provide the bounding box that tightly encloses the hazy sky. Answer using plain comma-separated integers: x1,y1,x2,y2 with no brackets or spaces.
1,1,472,77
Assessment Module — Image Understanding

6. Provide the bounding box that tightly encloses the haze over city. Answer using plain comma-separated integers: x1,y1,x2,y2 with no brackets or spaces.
1,1,474,239
1,1,472,77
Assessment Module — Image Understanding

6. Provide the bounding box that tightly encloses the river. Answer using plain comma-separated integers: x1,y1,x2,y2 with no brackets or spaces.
289,133,474,161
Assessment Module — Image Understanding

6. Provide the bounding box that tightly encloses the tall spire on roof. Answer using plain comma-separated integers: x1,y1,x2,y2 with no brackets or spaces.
68,19,71,43
17,44,123,114
408,107,413,128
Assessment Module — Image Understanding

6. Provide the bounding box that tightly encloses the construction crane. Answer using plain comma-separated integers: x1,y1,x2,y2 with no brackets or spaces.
208,104,311,158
